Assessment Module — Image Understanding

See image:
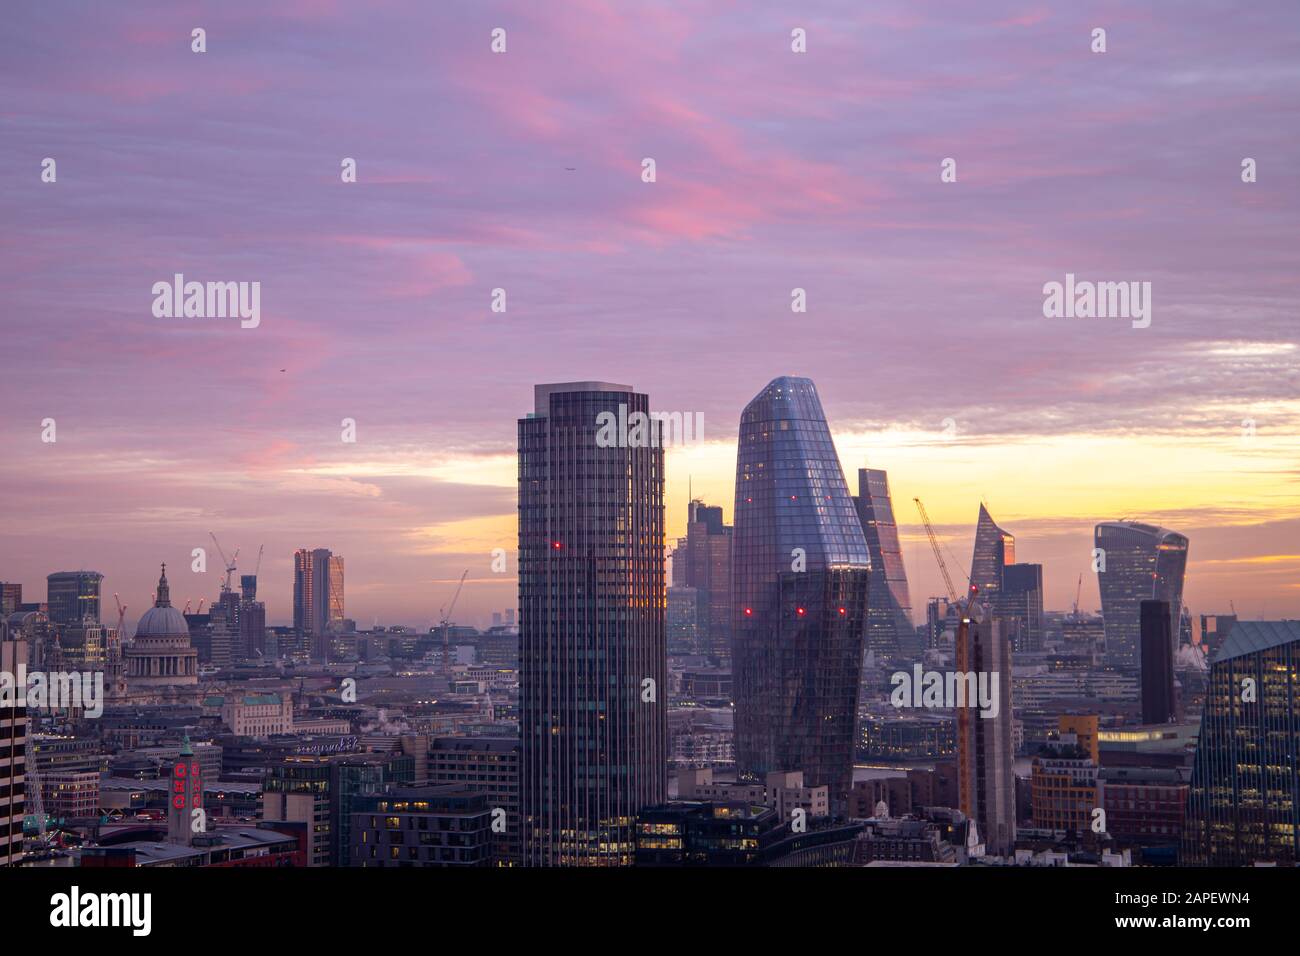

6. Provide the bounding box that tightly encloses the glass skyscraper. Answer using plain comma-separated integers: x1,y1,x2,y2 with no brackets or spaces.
853,467,914,658
1095,521,1188,670
293,548,343,659
518,382,666,866
45,570,103,626
670,499,733,663
1182,620,1300,865
731,376,870,810
969,504,1013,603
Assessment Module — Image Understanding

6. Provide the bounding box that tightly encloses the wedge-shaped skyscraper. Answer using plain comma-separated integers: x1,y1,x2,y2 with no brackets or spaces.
854,468,914,658
731,376,870,810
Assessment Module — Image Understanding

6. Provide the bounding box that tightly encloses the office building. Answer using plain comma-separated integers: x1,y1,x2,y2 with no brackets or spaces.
1182,621,1300,865
671,500,733,663
731,376,870,811
46,570,103,625
1140,599,1176,724
0,583,21,617
352,786,493,867
1002,562,1044,654
518,382,666,866
853,468,914,658
969,505,1014,604
1095,522,1188,670
429,736,520,866
294,548,345,659
1,630,27,866
957,608,1016,855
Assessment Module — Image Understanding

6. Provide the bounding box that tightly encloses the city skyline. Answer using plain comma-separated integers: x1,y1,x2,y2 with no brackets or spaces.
3,1,1298,627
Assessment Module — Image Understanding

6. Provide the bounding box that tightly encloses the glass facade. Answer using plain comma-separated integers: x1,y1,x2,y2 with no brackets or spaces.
1095,522,1188,670
853,468,914,658
45,570,103,626
731,376,870,810
1182,621,1300,865
968,504,1013,603
518,382,666,866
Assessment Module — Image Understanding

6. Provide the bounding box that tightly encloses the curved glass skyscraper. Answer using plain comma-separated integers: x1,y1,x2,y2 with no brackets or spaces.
854,468,914,658
731,376,870,809
1095,521,1188,670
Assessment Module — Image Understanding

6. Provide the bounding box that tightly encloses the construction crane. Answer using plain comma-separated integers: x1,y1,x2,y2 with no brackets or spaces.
183,599,192,614
438,570,469,678
914,498,959,604
208,531,240,594
253,544,264,578
1073,573,1083,618
913,496,977,817
113,593,128,642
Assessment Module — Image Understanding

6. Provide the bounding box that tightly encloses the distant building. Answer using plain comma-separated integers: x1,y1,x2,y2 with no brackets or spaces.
1198,614,1236,658
1095,522,1188,671
294,548,344,659
238,574,266,660
1182,621,1300,865
957,608,1016,856
222,693,294,737
853,468,915,659
0,583,22,617
969,504,1014,606
1002,563,1044,654
124,566,200,703
46,570,103,626
634,801,863,867
666,586,700,656
1140,599,1176,724
671,499,733,663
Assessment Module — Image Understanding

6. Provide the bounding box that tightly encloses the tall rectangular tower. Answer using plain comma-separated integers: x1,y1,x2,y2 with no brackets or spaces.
0,631,28,866
519,382,666,866
672,499,732,663
1140,599,1176,724
957,606,1016,856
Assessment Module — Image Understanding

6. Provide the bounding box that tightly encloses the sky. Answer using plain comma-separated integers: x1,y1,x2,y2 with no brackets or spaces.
1,1,1298,631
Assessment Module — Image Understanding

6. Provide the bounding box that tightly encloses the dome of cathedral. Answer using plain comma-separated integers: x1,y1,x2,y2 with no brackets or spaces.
133,564,190,638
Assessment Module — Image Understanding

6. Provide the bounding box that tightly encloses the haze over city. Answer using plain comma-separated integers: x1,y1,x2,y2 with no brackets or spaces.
2,0,1297,627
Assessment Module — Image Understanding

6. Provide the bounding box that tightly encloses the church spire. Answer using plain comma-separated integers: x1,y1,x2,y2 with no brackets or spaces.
155,563,171,608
